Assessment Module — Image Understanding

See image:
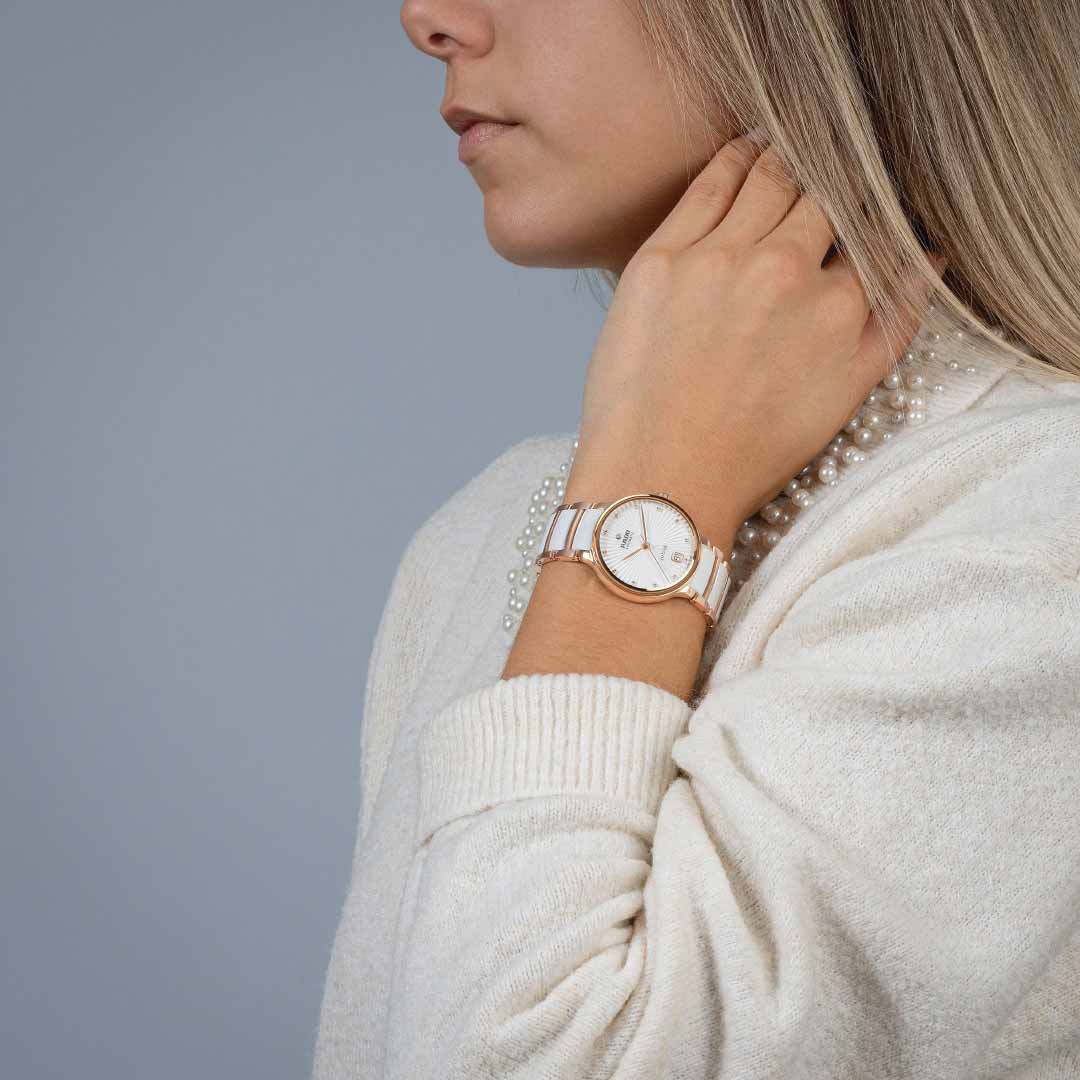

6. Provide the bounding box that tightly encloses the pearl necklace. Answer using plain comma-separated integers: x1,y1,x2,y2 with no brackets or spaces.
502,303,985,636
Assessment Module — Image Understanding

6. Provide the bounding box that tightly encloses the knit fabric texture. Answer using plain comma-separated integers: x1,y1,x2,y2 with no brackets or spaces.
311,321,1080,1079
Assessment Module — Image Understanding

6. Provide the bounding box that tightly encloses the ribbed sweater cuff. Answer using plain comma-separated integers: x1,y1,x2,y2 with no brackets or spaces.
415,672,692,847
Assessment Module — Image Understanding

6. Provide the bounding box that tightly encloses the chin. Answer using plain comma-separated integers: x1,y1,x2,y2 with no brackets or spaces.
481,199,634,272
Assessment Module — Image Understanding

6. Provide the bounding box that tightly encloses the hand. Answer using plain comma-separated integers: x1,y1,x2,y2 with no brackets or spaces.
566,130,946,552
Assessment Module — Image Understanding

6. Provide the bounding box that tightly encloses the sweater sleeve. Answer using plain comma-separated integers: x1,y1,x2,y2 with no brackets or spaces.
384,538,1080,1079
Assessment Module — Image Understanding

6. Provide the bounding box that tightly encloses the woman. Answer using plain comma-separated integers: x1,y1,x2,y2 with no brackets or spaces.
313,1,1080,1076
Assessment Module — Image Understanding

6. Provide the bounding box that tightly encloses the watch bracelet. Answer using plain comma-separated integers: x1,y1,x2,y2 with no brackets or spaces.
533,495,730,629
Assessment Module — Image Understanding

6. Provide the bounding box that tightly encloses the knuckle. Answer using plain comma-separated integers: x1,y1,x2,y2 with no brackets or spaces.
686,243,737,278
749,243,806,286
751,147,798,191
685,175,731,208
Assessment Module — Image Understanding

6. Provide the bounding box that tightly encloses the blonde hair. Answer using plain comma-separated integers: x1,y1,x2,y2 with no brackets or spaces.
584,0,1080,385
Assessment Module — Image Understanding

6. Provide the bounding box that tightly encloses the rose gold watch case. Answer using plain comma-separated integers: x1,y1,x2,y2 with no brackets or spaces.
536,491,721,627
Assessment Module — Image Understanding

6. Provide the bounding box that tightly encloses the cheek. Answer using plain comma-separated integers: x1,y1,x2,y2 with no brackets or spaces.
473,8,702,265
478,120,690,269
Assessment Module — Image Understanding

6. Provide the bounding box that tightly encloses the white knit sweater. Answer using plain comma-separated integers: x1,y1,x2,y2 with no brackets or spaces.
311,312,1080,1079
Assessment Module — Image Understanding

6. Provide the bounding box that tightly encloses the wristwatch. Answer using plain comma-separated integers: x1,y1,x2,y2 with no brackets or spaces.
534,491,730,629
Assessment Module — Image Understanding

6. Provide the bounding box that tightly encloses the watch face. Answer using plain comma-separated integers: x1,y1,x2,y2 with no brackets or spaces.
596,496,698,593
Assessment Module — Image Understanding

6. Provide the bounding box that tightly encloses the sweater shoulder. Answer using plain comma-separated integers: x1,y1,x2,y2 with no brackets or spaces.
915,366,1080,573
410,431,574,554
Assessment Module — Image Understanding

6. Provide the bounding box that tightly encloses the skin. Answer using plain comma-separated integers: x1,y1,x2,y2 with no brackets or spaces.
400,1,939,702
399,0,729,272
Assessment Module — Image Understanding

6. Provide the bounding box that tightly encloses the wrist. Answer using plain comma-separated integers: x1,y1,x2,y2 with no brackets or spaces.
562,466,740,563
501,557,705,702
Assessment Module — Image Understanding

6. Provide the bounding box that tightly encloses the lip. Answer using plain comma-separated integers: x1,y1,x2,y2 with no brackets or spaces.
458,120,520,163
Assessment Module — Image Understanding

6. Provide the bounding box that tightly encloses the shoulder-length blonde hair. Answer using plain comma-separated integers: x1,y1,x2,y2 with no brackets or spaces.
586,0,1080,385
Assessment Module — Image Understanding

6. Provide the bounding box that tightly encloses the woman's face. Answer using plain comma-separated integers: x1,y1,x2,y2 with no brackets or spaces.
399,0,729,272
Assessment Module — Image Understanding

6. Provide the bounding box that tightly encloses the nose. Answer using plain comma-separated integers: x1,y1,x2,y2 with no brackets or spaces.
399,0,491,60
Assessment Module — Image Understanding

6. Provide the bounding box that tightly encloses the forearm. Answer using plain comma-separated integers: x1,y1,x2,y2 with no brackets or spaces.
500,557,706,701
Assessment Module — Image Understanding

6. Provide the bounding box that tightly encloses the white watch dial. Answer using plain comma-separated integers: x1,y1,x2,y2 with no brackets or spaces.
596,497,698,593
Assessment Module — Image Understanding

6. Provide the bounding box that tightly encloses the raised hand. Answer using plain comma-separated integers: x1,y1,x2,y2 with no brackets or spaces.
566,130,946,553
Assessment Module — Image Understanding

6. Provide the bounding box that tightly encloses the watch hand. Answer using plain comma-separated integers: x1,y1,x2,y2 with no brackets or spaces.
639,503,649,546
648,546,668,579
613,544,645,567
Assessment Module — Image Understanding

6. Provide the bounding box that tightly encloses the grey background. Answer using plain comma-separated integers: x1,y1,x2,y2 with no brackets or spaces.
2,3,607,1076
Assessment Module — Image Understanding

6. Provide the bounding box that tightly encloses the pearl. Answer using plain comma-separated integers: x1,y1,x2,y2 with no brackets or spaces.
502,311,975,633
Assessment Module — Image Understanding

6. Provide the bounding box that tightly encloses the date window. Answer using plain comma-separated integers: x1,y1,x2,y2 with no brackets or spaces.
671,551,684,564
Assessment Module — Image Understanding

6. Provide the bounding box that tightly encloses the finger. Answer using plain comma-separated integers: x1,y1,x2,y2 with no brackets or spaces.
850,252,948,393
705,144,802,249
764,192,839,267
642,131,771,252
